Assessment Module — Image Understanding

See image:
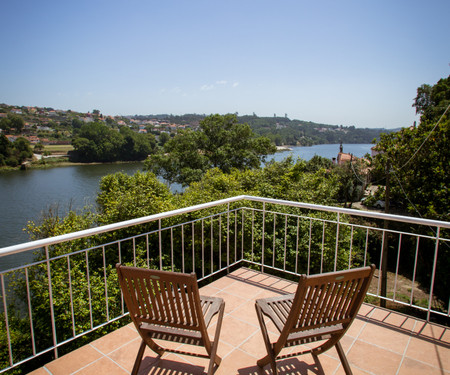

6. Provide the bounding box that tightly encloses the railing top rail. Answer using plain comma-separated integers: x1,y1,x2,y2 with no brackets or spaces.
242,195,450,227
1,195,448,258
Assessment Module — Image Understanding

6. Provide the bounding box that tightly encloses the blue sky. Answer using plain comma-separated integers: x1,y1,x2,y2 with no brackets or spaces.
1,0,449,128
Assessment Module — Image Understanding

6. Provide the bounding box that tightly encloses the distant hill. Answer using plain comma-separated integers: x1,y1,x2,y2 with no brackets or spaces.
0,103,394,147
135,113,394,146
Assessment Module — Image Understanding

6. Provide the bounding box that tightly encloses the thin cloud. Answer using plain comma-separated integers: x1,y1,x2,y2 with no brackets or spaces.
216,80,227,85
201,84,214,91
232,82,239,88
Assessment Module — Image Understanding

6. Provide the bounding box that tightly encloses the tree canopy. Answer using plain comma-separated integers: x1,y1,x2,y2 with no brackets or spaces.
0,134,33,167
372,75,449,221
144,114,277,186
71,122,156,162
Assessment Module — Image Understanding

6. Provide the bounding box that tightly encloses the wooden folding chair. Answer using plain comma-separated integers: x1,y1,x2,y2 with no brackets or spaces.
116,264,225,375
255,265,375,374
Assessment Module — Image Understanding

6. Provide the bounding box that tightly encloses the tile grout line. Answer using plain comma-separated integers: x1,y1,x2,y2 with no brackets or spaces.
395,318,418,375
330,304,377,375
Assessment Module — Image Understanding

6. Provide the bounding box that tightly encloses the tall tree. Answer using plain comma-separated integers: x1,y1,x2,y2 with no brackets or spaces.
373,75,450,221
145,114,276,185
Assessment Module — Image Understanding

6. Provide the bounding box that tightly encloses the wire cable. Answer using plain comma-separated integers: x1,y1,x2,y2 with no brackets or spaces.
395,103,449,172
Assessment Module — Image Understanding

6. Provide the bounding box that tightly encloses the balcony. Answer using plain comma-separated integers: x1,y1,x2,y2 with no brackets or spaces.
1,196,449,374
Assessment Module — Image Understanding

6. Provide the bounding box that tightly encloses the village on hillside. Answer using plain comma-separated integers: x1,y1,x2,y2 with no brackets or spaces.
0,104,194,147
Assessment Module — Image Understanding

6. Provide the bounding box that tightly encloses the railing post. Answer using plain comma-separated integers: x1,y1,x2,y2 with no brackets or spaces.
334,213,340,272
159,219,162,270
45,246,58,359
227,203,230,272
1,274,13,367
380,221,389,308
427,227,441,321
261,202,266,273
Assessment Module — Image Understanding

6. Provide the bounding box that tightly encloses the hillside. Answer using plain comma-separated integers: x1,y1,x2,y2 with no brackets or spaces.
0,103,394,147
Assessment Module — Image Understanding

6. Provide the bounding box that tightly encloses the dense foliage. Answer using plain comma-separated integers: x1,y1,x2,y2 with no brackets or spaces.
238,115,390,146
71,122,156,162
370,75,449,312
0,114,25,134
0,135,33,167
145,114,277,186
371,75,449,221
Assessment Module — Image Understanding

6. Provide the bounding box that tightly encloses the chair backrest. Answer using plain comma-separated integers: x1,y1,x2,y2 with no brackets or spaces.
116,264,206,332
280,265,375,341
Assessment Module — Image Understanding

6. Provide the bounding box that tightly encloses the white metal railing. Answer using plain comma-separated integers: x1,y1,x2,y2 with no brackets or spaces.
0,195,449,373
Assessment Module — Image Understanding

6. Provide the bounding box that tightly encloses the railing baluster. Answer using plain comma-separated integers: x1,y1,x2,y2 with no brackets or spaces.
262,202,266,273
211,217,214,274
192,222,195,273
377,231,386,297
227,203,230,270
46,246,58,359
251,209,255,263
1,273,13,366
321,221,325,274
348,225,354,269
25,267,36,355
159,219,162,271
410,236,420,307
219,215,222,270
295,216,299,274
118,242,124,315
202,219,205,278
283,214,287,271
393,234,402,301
241,209,245,261
67,256,75,337
272,213,276,268
86,250,93,330
308,219,312,276
364,228,369,266
334,213,340,272
146,233,150,268
182,224,185,273
102,246,109,322
132,237,136,267
427,227,441,321
235,209,238,265
170,227,174,272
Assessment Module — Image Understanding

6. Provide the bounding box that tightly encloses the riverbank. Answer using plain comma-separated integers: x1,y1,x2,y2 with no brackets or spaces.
0,158,145,172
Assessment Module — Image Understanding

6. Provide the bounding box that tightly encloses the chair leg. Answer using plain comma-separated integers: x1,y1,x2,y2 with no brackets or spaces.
143,335,165,357
207,302,225,375
311,353,325,375
131,340,147,375
335,341,353,375
255,304,278,374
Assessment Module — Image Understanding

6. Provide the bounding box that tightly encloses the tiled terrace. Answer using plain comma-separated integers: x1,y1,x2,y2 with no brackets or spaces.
30,268,449,375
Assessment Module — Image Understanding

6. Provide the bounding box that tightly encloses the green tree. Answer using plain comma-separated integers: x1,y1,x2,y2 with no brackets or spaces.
413,75,450,123
145,114,276,185
119,126,156,161
7,114,25,134
371,76,450,306
373,75,449,221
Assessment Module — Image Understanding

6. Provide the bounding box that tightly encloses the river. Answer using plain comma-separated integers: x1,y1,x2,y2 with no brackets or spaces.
0,143,372,252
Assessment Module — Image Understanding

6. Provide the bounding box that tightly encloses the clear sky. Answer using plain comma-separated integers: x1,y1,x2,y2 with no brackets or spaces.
1,0,449,128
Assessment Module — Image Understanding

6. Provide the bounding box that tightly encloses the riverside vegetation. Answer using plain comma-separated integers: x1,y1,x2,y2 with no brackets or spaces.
0,76,449,374
1,102,391,168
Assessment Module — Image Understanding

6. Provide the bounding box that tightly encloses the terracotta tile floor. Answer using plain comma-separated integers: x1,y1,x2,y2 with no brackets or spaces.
30,267,449,375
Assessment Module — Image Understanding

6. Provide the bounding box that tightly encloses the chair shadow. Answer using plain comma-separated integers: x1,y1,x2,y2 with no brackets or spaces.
138,356,207,375
238,357,325,375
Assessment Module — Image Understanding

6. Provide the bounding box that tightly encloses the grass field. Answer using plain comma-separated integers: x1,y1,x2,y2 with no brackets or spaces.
44,144,73,154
